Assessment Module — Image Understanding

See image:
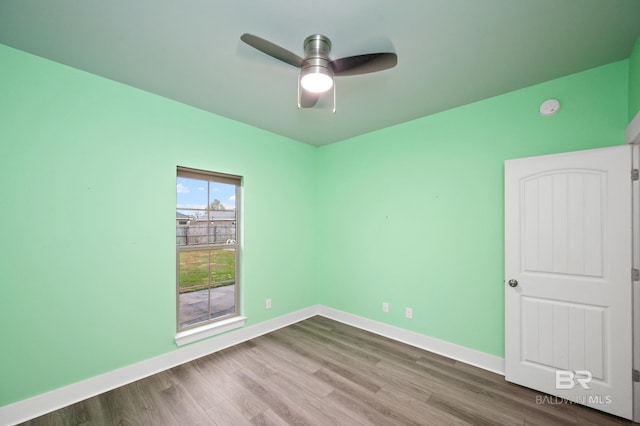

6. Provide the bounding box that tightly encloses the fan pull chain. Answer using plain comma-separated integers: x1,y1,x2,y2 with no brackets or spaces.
297,73,302,109
332,79,336,114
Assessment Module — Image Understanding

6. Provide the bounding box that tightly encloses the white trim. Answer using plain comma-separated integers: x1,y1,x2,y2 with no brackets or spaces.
174,316,247,346
626,110,640,145
0,305,505,425
317,306,505,375
633,145,640,423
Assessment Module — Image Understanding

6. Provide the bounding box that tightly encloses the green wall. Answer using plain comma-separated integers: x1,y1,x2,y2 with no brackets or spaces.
629,36,640,120
0,40,631,408
0,44,316,406
315,60,629,357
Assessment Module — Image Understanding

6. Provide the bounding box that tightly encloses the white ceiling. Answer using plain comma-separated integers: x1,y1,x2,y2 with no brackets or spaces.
1,1,639,146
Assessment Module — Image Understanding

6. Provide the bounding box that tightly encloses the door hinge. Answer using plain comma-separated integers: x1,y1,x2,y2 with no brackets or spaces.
634,269,640,282
632,169,639,181
634,369,640,382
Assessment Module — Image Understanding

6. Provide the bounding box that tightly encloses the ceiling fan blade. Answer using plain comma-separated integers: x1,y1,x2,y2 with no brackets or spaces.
240,33,304,68
300,90,320,108
330,52,397,77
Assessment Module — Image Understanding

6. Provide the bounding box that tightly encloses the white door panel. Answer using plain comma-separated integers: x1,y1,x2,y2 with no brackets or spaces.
505,145,633,419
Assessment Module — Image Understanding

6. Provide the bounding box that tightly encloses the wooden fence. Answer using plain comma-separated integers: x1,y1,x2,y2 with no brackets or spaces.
176,224,236,246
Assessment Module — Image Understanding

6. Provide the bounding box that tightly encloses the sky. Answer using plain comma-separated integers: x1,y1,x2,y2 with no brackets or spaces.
176,177,236,214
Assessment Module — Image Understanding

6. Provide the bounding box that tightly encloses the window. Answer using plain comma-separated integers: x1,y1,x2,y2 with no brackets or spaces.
176,166,241,332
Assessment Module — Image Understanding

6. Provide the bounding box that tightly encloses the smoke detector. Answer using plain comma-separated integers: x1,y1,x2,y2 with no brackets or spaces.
540,99,560,116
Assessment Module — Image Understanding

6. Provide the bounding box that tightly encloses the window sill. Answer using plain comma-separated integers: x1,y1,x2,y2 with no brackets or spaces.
174,316,247,347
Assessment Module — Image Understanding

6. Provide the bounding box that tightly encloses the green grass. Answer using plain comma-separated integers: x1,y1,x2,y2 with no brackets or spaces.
178,249,235,292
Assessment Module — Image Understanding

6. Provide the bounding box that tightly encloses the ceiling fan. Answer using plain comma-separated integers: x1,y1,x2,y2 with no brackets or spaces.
240,33,398,111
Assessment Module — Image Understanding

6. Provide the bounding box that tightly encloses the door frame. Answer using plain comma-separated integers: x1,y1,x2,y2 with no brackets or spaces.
632,142,640,423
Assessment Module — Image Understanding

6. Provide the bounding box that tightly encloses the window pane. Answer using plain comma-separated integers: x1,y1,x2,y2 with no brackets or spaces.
178,250,210,328
209,182,237,244
176,177,208,211
178,288,210,328
178,249,236,328
208,212,237,244
176,209,203,246
209,182,236,210
209,282,235,320
177,209,211,247
210,248,235,319
178,251,209,290
210,247,235,285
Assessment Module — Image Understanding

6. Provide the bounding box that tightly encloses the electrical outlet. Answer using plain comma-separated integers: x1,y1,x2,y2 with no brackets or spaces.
382,302,389,313
405,307,413,319
266,298,272,310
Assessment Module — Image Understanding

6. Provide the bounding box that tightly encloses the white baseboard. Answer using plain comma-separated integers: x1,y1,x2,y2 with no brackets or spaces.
0,305,504,425
317,306,505,375
0,306,320,426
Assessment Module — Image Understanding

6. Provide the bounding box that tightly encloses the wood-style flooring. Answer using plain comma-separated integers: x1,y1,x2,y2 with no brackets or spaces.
21,316,637,425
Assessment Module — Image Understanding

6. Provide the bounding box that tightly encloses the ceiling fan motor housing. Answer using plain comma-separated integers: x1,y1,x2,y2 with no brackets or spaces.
302,34,333,77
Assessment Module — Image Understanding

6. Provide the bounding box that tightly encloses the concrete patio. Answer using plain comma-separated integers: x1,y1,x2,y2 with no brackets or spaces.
178,285,236,327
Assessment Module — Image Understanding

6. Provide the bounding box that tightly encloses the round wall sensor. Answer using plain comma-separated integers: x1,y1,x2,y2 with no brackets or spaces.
540,99,560,116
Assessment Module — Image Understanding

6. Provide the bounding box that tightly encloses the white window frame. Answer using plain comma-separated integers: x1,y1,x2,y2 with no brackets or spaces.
174,166,245,346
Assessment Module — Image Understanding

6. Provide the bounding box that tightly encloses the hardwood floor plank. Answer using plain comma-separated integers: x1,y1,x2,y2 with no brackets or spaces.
426,392,525,426
574,405,634,425
312,317,456,367
268,373,366,426
314,367,425,426
125,376,182,426
76,396,109,425
100,384,146,425
417,358,580,425
168,362,227,411
21,400,90,426
207,341,258,375
282,327,436,404
232,369,318,426
249,408,290,426
269,330,384,393
324,388,405,426
279,325,382,369
193,357,269,420
153,372,213,425
252,335,323,374
376,384,472,426
19,316,637,426
229,346,280,380
290,322,383,366
247,345,334,398
205,398,253,426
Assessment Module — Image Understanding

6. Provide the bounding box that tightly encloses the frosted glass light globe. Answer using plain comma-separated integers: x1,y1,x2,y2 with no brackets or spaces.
301,69,333,93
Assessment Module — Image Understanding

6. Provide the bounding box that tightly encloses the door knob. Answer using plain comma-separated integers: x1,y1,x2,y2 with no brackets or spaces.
508,279,518,288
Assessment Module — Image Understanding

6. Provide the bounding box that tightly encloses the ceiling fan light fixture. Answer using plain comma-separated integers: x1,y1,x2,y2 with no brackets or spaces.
240,33,398,109
300,65,333,93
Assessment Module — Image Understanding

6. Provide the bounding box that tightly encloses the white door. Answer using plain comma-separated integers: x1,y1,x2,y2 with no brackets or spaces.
504,145,634,419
